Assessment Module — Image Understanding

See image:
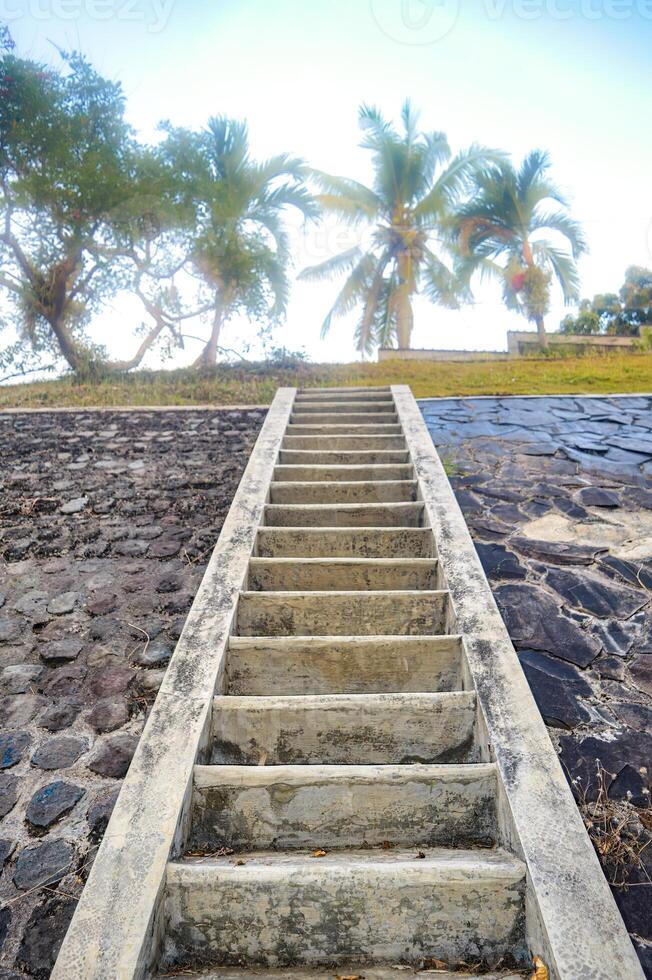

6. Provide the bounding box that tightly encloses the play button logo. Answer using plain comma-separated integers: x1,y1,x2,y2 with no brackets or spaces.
370,0,460,45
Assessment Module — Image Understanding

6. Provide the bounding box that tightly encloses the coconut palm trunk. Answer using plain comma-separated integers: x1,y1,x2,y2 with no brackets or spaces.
396,252,414,348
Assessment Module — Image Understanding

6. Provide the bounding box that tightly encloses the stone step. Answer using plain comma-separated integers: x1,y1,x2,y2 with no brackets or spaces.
290,412,398,425
269,481,417,504
292,399,396,411
282,435,407,451
247,558,438,591
295,392,393,402
189,762,497,851
296,385,392,398
256,527,435,558
236,590,449,636
163,846,526,968
210,692,475,765
285,424,403,435
263,502,424,527
224,635,463,695
159,968,527,980
279,449,410,465
273,464,413,482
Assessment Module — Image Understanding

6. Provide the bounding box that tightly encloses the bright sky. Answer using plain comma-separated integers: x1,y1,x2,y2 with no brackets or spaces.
5,0,652,365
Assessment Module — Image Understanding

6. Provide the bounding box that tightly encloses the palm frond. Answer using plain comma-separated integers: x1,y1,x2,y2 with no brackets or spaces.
531,207,587,257
319,252,376,337
532,240,581,304
298,246,363,282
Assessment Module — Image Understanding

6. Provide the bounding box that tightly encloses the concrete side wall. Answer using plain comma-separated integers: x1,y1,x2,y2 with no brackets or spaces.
51,389,296,980
393,384,644,980
508,331,636,354
378,333,636,362
378,348,510,362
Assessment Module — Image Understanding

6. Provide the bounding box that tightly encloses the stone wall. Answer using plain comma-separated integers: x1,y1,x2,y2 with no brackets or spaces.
0,408,265,978
420,394,652,976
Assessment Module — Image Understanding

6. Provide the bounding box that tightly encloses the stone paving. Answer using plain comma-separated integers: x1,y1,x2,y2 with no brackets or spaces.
420,395,652,976
0,408,265,978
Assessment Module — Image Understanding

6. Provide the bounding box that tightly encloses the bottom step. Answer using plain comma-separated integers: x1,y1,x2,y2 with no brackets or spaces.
159,969,527,979
163,847,526,969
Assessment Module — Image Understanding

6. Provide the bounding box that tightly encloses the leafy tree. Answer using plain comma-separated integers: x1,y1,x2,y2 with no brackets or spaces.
0,44,180,376
163,118,317,367
452,150,586,346
299,101,500,355
560,266,652,336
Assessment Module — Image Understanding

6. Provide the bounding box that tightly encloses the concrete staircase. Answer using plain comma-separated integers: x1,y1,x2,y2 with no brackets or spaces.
160,386,526,975
52,385,644,980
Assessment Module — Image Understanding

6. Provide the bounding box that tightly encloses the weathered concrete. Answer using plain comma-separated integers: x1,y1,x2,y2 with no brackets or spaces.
235,590,449,635
255,527,435,558
163,846,526,968
282,435,407,450
247,557,438,591
273,463,413,481
286,423,403,435
210,692,477,765
269,479,417,503
224,635,463,695
263,502,424,526
279,449,410,464
290,412,398,424
190,762,497,849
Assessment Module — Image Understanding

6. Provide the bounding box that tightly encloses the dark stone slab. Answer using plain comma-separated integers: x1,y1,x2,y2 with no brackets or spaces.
89,665,135,698
629,656,652,697
494,583,599,667
510,537,600,566
88,733,138,778
31,736,86,771
15,896,77,978
87,786,120,843
559,731,652,800
546,567,647,619
598,556,652,592
26,781,85,828
608,434,652,455
0,774,19,817
475,543,527,580
13,838,75,890
39,637,84,664
614,701,652,735
518,649,591,728
1,730,32,769
576,487,621,507
38,698,83,732
87,697,130,733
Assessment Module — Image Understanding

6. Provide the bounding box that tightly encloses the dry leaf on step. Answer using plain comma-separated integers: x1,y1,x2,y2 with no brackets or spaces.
312,848,327,857
531,956,549,980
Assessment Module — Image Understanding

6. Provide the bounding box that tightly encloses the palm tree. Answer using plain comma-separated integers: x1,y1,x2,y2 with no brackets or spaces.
167,117,317,367
451,150,586,347
299,101,500,355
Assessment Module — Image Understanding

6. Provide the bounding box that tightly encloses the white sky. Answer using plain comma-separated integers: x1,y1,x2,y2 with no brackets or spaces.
5,0,652,365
